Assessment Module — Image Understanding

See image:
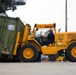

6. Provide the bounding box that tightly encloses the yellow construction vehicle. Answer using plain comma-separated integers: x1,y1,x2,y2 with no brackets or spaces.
1,21,76,62
12,23,76,62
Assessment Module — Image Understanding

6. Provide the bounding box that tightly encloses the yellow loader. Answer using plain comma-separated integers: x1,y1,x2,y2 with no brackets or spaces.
13,23,76,62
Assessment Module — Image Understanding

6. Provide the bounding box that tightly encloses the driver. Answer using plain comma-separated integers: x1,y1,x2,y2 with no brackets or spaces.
39,29,54,46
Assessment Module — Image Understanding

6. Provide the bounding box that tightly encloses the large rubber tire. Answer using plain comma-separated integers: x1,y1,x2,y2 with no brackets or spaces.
49,55,57,62
36,52,41,62
19,44,39,62
66,42,76,62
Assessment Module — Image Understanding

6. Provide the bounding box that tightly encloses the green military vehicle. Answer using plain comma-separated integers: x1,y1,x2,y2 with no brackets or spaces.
0,16,25,61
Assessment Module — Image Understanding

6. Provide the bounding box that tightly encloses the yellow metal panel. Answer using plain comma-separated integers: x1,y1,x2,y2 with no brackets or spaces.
56,56,64,61
13,32,20,55
22,24,30,46
35,23,55,29
41,46,57,54
28,39,41,52
28,35,33,40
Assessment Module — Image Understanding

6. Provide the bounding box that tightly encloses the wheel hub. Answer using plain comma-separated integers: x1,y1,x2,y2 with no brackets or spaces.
71,47,76,58
23,48,34,59
27,51,31,56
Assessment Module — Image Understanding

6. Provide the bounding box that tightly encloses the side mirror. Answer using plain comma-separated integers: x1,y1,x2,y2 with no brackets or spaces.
58,29,61,32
